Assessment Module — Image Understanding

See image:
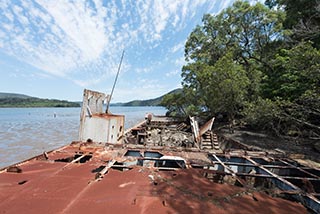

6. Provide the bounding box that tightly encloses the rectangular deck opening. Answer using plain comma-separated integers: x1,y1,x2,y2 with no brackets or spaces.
144,151,163,158
124,150,143,157
302,168,320,177
54,154,92,163
286,178,320,193
270,167,315,178
208,154,251,164
251,158,287,166
154,159,186,169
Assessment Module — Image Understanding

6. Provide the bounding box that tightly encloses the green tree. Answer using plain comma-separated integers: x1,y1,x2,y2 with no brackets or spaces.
177,1,284,119
185,1,285,101
161,91,187,117
258,41,320,137
161,0,320,139
262,41,320,101
266,0,320,48
182,51,249,123
243,98,283,134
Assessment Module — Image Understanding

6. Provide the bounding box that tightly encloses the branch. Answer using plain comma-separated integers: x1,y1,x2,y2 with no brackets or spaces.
282,112,320,131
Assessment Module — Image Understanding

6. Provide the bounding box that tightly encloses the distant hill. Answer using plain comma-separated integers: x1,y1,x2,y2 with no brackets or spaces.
0,92,80,108
0,89,182,108
119,88,182,106
0,92,31,99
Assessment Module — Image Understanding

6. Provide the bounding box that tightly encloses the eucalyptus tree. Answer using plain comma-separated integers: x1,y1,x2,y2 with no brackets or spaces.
266,0,320,48
264,41,320,100
182,52,249,122
181,1,285,118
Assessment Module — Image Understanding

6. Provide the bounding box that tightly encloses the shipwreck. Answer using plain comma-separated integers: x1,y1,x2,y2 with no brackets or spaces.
0,89,320,213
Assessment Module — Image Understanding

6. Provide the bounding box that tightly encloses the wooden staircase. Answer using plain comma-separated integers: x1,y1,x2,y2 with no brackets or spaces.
201,131,220,150
176,122,188,131
201,132,212,149
212,133,219,150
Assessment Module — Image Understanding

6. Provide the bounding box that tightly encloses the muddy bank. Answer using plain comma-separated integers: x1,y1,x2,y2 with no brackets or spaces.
218,127,320,166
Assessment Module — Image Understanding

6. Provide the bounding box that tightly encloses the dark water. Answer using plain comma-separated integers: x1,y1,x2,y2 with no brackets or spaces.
0,106,166,168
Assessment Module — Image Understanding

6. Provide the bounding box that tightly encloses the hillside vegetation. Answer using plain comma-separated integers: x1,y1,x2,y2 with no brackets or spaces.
0,93,80,108
121,89,181,106
0,92,31,99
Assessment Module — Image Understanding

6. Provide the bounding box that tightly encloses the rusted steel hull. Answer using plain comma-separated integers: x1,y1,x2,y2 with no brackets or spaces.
0,142,311,214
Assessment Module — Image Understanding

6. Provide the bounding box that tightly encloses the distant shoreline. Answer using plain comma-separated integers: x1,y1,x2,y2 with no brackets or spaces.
0,98,80,108
0,89,180,108
0,106,80,108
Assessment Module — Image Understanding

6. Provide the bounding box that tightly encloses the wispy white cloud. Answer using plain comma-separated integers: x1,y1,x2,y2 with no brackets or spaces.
174,56,186,67
219,1,234,10
171,42,185,53
135,67,152,74
0,0,254,95
165,70,180,77
1,0,123,81
115,79,168,102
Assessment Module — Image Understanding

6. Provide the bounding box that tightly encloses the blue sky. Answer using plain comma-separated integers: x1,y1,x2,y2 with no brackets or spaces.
0,0,261,102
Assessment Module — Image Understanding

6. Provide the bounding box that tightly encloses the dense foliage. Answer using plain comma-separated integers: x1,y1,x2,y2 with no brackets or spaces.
162,0,320,139
113,89,181,107
0,97,80,108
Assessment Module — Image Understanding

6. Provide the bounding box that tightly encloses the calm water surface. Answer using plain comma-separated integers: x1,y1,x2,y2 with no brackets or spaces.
0,106,166,168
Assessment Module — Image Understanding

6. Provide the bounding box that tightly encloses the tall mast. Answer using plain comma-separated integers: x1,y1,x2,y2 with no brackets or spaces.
106,50,125,113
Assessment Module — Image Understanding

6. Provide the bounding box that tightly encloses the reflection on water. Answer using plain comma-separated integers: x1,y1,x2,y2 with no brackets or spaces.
0,106,166,168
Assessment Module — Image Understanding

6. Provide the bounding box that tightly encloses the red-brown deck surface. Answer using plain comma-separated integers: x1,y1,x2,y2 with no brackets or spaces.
0,144,307,214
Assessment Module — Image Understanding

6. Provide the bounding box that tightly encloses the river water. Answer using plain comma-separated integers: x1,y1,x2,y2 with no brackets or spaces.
0,106,166,168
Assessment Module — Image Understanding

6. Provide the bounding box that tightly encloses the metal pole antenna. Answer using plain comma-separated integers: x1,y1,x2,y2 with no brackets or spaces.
106,50,125,113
